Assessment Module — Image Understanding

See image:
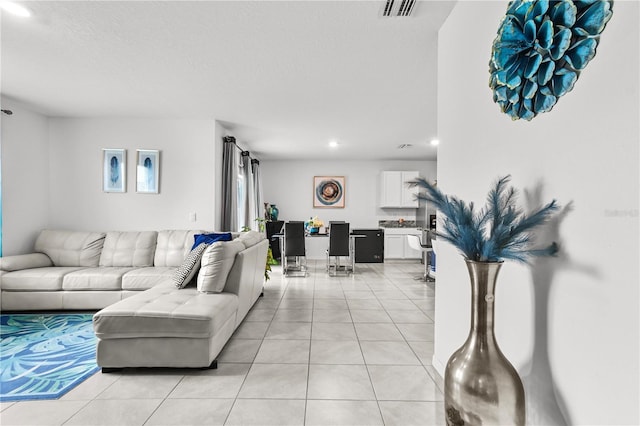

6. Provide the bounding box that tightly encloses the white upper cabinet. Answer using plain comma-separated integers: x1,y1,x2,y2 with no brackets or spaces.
379,171,419,208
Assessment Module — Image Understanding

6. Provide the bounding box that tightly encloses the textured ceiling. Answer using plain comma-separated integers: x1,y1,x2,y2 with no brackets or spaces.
1,1,456,160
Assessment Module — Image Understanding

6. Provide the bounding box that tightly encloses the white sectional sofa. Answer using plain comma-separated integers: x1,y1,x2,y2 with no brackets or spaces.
0,229,164,310
0,229,269,370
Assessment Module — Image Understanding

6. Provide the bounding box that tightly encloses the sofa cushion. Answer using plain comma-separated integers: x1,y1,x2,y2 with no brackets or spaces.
173,243,209,289
191,233,232,250
99,231,157,267
197,240,245,293
154,230,201,267
1,267,88,291
122,267,175,291
237,230,264,248
93,285,239,339
62,267,136,291
35,230,106,267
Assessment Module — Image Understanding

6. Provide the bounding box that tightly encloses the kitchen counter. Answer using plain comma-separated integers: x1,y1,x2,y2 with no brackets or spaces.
378,220,417,228
382,227,420,235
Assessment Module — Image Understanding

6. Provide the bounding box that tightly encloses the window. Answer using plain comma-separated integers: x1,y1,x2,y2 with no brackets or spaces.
237,171,245,231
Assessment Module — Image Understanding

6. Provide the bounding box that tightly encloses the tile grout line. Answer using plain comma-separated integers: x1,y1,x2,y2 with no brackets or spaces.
59,397,94,425
140,373,186,426
367,268,441,413
223,279,286,425
352,273,387,425
59,369,126,425
302,270,315,426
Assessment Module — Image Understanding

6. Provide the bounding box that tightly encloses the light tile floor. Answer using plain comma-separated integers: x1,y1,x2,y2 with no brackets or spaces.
0,260,445,426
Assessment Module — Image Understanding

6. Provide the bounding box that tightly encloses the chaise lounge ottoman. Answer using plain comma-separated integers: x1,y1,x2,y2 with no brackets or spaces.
93,284,238,370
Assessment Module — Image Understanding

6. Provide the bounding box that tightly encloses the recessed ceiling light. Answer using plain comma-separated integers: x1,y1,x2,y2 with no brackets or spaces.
430,139,440,146
0,1,31,17
328,140,339,148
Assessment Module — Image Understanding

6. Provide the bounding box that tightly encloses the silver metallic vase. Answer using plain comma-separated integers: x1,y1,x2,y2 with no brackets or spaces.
444,260,525,426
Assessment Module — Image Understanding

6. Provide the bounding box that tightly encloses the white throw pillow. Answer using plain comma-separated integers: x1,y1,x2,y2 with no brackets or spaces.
197,240,245,293
173,243,209,289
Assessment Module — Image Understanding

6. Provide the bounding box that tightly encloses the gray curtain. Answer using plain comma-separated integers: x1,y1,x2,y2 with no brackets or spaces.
239,151,254,231
252,159,262,230
221,136,262,232
221,136,238,232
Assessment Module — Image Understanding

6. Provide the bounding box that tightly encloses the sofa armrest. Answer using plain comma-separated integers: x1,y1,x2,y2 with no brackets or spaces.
0,253,53,271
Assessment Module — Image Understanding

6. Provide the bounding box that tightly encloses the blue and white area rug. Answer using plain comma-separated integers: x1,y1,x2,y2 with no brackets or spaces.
0,313,99,402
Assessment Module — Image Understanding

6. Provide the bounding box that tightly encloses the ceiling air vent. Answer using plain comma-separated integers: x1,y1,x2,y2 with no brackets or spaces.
397,144,413,149
381,0,417,17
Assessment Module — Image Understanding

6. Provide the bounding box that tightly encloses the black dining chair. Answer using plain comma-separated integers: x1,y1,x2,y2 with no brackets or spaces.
326,222,352,276
266,220,284,260
326,220,345,237
283,221,307,276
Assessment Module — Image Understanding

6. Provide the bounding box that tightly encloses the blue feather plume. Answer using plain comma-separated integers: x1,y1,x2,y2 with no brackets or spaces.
109,156,120,185
410,176,559,263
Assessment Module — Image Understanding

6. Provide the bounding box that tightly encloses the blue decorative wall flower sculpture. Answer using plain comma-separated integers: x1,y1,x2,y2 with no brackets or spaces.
489,0,614,121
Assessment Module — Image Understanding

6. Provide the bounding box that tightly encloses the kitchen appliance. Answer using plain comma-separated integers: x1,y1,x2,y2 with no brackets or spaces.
421,228,433,246
352,229,384,263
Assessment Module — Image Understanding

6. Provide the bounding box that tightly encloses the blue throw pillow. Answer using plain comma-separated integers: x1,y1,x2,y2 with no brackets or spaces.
191,233,232,250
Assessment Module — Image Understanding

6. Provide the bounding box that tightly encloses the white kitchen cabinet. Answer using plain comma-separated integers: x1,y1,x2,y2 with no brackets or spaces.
383,228,422,259
379,171,419,208
384,234,405,259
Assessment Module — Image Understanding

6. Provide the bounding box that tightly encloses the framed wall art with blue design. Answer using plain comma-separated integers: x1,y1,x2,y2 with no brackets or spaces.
102,148,126,193
136,149,160,194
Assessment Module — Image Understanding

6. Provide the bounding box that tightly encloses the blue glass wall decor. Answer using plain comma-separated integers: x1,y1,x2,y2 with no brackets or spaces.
489,0,614,121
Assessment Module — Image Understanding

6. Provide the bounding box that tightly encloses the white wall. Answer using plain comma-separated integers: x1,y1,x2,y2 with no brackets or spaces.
47,118,217,232
261,159,436,228
436,2,638,425
1,96,50,255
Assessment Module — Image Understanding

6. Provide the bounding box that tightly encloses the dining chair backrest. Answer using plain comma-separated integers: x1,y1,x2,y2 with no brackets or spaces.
284,221,306,257
328,222,350,257
266,220,285,259
266,220,284,237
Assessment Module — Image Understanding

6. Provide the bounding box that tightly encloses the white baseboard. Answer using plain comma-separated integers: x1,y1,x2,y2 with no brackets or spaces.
432,354,446,377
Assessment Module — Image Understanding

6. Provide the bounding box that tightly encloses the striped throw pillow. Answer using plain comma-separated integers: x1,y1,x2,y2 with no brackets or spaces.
173,243,209,288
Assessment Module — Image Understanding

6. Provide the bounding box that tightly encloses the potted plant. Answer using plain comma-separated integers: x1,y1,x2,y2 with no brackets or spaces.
411,175,559,426
253,218,278,281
